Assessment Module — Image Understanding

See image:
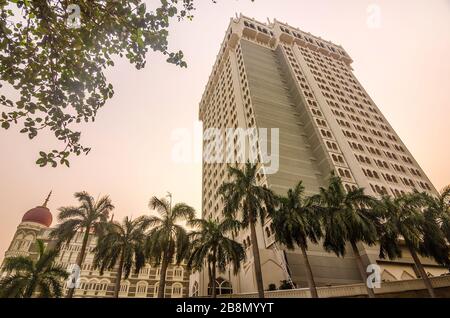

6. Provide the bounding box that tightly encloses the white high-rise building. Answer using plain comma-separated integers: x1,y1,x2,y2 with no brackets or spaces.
190,15,447,297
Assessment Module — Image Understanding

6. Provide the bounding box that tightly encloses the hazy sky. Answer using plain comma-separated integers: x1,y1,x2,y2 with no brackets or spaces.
0,0,449,261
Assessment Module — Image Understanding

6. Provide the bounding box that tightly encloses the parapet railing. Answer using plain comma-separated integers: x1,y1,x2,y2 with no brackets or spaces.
219,275,450,298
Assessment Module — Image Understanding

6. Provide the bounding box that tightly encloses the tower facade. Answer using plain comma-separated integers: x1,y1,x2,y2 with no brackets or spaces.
193,15,447,297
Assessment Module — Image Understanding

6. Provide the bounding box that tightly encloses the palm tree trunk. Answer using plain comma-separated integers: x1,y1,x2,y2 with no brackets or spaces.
67,227,90,298
157,251,169,298
211,257,217,299
207,260,213,296
24,276,37,298
113,251,125,298
408,244,436,298
300,245,318,298
351,241,375,298
249,218,265,298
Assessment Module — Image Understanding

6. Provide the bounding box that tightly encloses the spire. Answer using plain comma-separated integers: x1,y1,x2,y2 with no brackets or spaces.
43,191,52,208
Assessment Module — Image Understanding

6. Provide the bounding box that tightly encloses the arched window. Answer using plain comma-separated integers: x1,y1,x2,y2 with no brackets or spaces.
20,233,35,251
208,277,233,296
88,279,99,291
153,283,160,298
219,280,233,295
173,266,184,280
119,280,130,296
99,279,109,293
136,281,148,297
171,283,183,298
79,279,88,291
12,233,24,250
139,265,151,277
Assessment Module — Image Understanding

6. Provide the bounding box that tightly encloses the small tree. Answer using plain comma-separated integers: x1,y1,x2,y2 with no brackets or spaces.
270,181,322,298
376,193,437,298
93,216,149,298
219,162,276,298
0,240,68,298
187,218,245,298
50,191,114,298
145,196,195,298
420,186,450,268
310,175,378,298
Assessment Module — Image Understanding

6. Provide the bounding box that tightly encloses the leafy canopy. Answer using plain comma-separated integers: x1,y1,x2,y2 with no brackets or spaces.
375,193,425,260
187,218,245,275
49,191,114,243
144,196,195,265
271,181,322,251
0,0,240,167
93,216,150,278
219,162,276,228
0,240,68,298
310,175,378,257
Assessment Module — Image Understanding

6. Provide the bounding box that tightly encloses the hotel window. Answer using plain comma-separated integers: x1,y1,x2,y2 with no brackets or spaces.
173,267,184,280
119,281,129,294
136,282,148,296
100,280,109,292
171,283,183,298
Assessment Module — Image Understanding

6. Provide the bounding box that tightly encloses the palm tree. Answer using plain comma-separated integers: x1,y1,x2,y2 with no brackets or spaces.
92,216,149,298
49,191,114,298
187,218,245,298
420,186,450,267
219,162,276,298
0,240,68,298
270,181,322,298
376,193,437,298
310,175,378,298
145,196,195,298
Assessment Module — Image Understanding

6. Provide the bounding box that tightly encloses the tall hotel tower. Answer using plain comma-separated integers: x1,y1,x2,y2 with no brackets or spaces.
191,15,445,297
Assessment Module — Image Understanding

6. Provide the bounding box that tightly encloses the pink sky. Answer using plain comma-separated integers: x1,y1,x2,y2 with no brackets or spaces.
0,0,449,261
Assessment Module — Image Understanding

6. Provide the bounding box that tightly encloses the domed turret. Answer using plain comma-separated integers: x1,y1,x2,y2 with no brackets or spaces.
21,191,53,227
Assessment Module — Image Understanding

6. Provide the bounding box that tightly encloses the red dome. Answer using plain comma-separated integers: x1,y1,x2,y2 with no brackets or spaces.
22,206,53,227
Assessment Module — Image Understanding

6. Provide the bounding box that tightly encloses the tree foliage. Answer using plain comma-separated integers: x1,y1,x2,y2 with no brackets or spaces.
271,181,322,251
0,240,68,298
187,217,245,297
93,216,150,298
93,216,148,277
310,175,378,257
219,162,275,298
0,0,224,167
144,196,195,297
50,191,114,243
